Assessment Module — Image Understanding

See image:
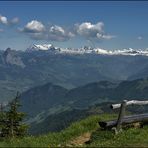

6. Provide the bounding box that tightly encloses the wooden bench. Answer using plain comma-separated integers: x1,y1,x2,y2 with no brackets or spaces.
99,113,148,129
99,100,148,133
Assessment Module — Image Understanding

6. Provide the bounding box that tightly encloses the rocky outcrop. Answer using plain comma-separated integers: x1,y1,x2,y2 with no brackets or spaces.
2,48,25,68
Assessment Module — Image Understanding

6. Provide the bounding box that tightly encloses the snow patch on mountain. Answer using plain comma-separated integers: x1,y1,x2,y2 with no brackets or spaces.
26,44,148,56
33,44,53,50
27,44,59,52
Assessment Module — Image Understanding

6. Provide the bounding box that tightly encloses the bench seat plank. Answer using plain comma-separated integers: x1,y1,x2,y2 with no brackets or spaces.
99,113,148,129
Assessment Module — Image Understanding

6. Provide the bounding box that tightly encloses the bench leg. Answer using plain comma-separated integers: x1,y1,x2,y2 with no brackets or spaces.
116,100,127,133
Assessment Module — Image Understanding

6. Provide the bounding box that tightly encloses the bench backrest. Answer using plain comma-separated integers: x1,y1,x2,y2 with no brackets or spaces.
111,100,148,131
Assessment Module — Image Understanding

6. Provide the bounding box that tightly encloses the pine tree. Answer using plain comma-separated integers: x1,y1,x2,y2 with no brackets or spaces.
1,92,28,138
0,103,7,138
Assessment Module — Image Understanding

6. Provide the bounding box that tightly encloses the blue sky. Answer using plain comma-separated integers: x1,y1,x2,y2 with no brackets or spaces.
0,1,148,50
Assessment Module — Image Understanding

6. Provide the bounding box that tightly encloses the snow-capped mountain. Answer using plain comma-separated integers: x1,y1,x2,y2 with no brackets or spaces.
2,44,148,103
92,47,148,56
32,44,53,50
26,44,60,52
26,44,148,56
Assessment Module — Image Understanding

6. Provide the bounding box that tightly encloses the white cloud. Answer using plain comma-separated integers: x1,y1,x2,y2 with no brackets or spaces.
138,36,142,40
0,14,19,26
50,25,65,35
68,32,75,38
20,20,114,42
0,15,8,24
23,20,45,33
77,22,104,36
21,22,75,41
76,21,115,41
48,25,74,41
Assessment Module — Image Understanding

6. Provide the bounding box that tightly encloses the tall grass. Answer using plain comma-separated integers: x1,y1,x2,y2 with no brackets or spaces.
89,126,148,147
2,113,148,147
1,114,114,147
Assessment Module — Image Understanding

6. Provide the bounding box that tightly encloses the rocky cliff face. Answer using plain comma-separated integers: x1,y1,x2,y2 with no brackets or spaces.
2,48,25,68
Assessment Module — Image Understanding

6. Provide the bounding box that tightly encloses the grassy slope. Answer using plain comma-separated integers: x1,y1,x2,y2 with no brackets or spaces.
0,114,148,147
89,126,148,147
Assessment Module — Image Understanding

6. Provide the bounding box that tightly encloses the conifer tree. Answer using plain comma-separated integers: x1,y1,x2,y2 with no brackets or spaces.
1,92,28,138
0,103,7,138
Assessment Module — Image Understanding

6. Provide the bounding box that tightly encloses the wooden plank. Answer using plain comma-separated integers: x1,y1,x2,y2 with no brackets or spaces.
99,113,148,129
111,100,148,109
116,100,126,131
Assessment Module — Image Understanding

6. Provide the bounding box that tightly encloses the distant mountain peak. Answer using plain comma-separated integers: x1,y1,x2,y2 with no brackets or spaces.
33,44,53,50
5,47,12,52
2,48,25,68
26,44,60,52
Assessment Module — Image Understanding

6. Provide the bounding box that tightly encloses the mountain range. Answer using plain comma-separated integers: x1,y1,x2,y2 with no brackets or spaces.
27,44,148,56
1,44,148,101
1,44,148,135
19,78,148,135
21,78,148,117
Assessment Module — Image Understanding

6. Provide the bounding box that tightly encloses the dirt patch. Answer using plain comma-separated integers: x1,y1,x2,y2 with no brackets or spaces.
68,132,91,146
